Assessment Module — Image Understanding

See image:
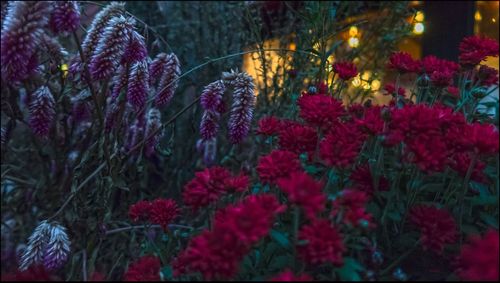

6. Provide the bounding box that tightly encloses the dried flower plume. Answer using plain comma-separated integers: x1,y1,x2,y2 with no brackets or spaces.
200,80,226,140
29,86,56,138
127,60,150,110
155,53,181,108
49,1,80,34
222,69,256,144
1,1,51,83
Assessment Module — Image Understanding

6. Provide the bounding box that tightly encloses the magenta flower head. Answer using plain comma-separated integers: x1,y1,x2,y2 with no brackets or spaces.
127,60,150,111
148,53,169,86
81,2,124,62
89,15,135,80
29,86,56,139
199,80,226,141
145,108,162,157
121,30,148,65
49,1,80,34
155,53,181,108
222,69,256,144
111,65,129,99
1,1,51,84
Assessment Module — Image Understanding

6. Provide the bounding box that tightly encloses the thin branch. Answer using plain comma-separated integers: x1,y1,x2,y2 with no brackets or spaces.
105,224,193,235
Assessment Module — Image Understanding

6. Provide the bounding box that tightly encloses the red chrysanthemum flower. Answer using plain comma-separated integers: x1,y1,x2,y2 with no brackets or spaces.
333,61,358,80
450,152,488,184
128,200,152,223
214,194,285,245
276,171,326,220
456,229,499,281
354,106,385,136
420,55,460,87
383,83,406,97
405,135,451,172
459,35,499,67
149,198,179,230
387,52,420,74
0,265,58,281
349,164,389,197
257,150,302,185
461,123,499,155
410,205,457,254
320,123,366,168
225,174,250,193
172,229,248,281
332,189,374,228
297,219,345,266
297,94,345,129
182,166,231,211
270,269,313,281
278,122,318,155
476,65,499,87
123,255,161,281
256,116,282,136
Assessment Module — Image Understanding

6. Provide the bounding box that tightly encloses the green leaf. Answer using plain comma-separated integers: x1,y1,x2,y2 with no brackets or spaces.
304,164,321,175
270,229,291,249
269,255,291,271
479,212,499,229
160,266,173,281
387,211,402,221
337,257,364,281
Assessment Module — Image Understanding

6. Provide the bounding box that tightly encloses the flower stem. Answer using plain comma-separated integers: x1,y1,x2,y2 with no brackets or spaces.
457,152,478,243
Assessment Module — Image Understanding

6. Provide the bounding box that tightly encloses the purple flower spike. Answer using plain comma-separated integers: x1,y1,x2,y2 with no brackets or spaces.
49,1,80,34
29,86,56,139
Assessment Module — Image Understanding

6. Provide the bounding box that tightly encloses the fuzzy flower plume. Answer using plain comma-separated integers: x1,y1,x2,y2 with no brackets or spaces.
121,30,147,64
49,1,80,34
148,53,169,86
297,219,345,266
200,80,226,140
456,229,499,281
1,1,51,83
81,2,124,62
41,34,68,65
155,53,181,107
19,221,71,271
29,86,56,139
277,171,327,220
410,205,457,253
43,223,71,270
111,64,129,99
89,15,135,80
127,60,150,110
144,108,162,157
124,255,161,281
222,69,256,144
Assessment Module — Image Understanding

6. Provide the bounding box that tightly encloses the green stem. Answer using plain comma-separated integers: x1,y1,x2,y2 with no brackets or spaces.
457,152,478,242
380,240,420,276
293,206,300,270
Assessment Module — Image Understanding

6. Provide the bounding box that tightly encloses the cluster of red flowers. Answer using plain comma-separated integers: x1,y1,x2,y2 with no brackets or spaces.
182,166,249,211
257,150,302,185
458,35,499,67
387,52,421,74
297,93,345,130
320,122,367,169
123,255,161,281
455,229,499,281
331,189,374,228
128,198,179,230
277,171,327,220
278,121,318,155
172,194,284,280
410,205,457,253
256,115,282,136
297,219,345,266
420,55,460,87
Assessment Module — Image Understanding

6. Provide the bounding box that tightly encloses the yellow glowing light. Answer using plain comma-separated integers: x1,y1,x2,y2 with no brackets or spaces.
349,26,358,37
289,42,296,51
60,63,68,78
413,22,424,35
475,11,482,21
492,18,497,23
348,37,359,48
352,75,361,87
361,71,372,81
371,79,381,91
415,11,425,22
363,83,371,90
